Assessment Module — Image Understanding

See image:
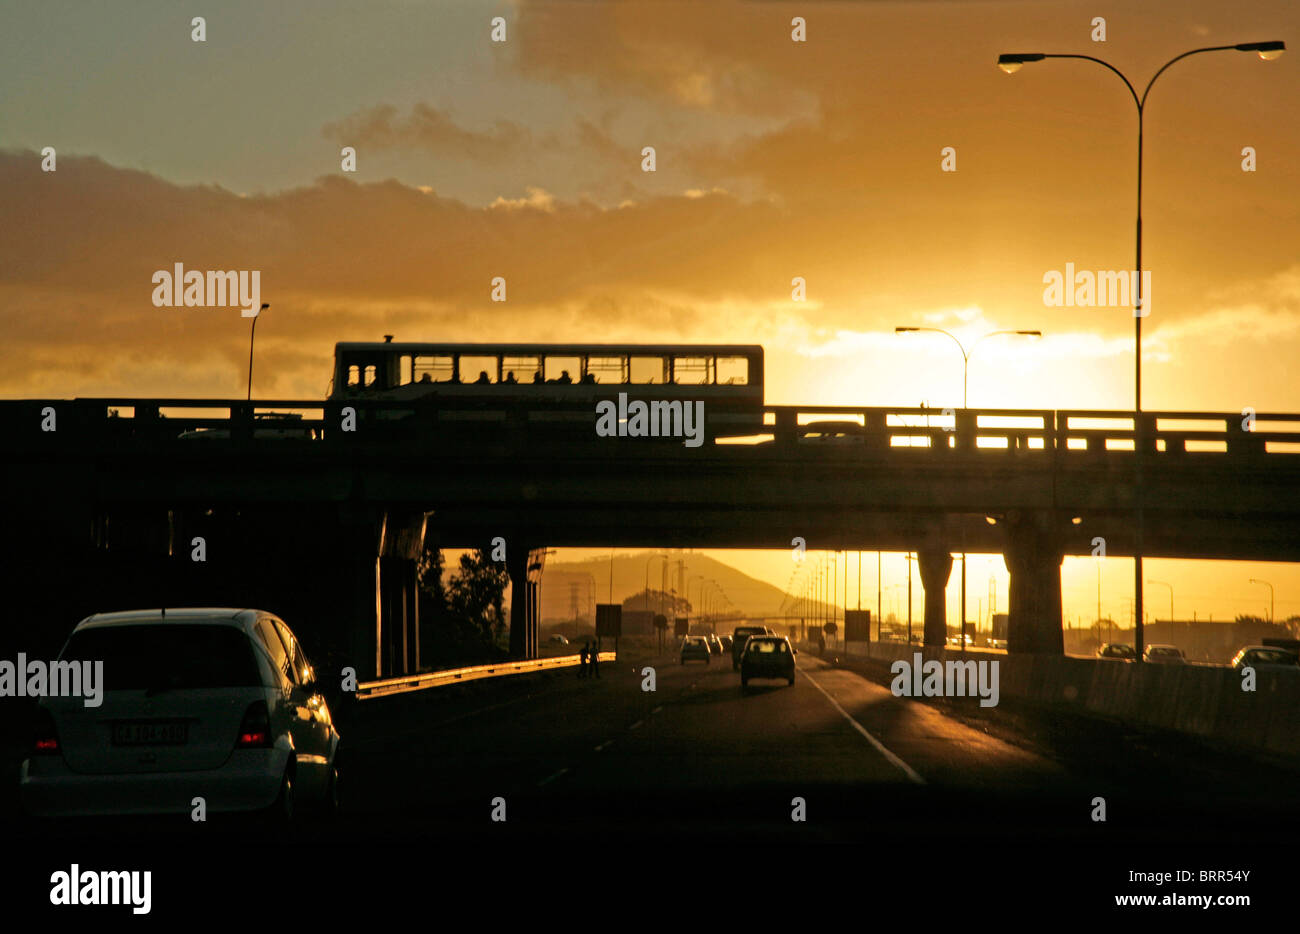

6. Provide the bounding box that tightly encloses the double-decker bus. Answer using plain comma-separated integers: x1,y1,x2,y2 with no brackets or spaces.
330,340,765,437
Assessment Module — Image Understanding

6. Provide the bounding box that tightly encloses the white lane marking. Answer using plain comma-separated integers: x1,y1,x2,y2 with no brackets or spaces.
594,740,614,752
537,767,570,786
629,720,644,731
799,667,925,785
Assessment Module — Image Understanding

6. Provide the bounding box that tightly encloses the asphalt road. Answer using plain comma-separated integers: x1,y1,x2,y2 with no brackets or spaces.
5,645,1296,917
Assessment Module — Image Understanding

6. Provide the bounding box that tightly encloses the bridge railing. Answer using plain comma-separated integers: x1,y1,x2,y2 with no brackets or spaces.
3,397,1299,457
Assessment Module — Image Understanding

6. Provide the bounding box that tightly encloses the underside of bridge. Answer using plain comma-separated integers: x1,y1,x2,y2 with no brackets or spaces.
1,500,1074,681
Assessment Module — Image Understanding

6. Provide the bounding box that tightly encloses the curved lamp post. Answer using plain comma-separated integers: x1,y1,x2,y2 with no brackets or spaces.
996,40,1284,660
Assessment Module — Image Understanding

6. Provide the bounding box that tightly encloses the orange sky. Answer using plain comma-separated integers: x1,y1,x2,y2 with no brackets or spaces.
1,0,1297,623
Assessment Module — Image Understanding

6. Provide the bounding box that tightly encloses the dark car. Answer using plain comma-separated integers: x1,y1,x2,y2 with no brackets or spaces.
720,635,733,654
740,636,796,689
706,634,724,656
1230,646,1299,672
731,626,768,670
680,636,711,665
1097,642,1136,661
1143,644,1185,664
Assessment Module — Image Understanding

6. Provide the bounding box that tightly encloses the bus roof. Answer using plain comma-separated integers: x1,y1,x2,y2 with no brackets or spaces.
334,342,763,357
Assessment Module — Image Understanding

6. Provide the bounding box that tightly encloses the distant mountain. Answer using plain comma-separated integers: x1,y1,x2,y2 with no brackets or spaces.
538,551,832,622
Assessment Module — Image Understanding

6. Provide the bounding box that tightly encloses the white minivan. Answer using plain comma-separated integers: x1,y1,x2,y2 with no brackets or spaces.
21,608,340,823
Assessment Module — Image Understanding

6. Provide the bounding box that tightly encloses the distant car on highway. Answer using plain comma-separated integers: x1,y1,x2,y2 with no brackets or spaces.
740,635,797,689
797,420,865,444
178,412,319,441
1143,644,1185,664
546,634,569,646
681,636,711,665
21,608,340,825
987,638,1008,650
706,634,724,656
1230,646,1300,672
1097,643,1137,661
731,625,768,670
720,635,733,653
946,634,975,648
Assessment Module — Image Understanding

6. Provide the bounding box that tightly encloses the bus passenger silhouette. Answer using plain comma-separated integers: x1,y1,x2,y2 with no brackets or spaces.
533,370,544,383
556,370,573,384
503,371,517,384
580,372,596,384
475,370,490,384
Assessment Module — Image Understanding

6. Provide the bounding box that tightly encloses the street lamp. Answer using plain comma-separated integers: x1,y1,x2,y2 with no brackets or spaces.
997,39,1284,662
1147,579,1173,625
1248,578,1275,623
894,327,1042,409
895,327,1042,651
246,302,270,400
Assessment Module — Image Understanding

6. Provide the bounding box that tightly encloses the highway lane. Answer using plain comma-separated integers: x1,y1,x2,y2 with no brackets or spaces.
6,642,1299,918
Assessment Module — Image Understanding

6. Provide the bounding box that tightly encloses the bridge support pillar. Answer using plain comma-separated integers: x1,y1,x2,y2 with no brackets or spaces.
1002,512,1064,654
917,549,952,647
507,544,546,659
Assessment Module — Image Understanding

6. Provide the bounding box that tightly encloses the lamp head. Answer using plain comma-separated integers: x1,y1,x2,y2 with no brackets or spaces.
1236,40,1285,61
997,53,1046,74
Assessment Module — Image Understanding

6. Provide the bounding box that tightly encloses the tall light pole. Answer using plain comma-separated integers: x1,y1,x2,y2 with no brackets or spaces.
895,327,1042,652
1249,578,1275,623
1147,579,1173,626
997,40,1285,662
246,302,270,400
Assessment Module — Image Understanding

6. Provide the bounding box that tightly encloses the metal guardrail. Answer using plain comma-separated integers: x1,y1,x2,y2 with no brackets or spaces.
356,651,617,699
3,397,1298,456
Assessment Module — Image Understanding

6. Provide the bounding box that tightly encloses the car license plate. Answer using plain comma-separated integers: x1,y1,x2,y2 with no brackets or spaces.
111,720,188,746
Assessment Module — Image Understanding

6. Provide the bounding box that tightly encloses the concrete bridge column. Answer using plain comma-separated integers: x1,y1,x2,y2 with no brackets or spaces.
1002,512,1064,654
507,544,547,659
917,549,952,647
507,546,532,659
377,510,428,677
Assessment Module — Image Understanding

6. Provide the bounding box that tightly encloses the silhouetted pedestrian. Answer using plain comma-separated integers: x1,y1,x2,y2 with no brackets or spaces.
578,641,589,678
590,642,600,678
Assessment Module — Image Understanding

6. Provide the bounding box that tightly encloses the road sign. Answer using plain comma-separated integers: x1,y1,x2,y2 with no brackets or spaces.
845,610,871,642
596,604,622,638
654,614,668,630
674,617,689,636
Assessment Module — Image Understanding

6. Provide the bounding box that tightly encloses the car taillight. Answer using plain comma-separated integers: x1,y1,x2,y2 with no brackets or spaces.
236,701,272,748
32,708,60,756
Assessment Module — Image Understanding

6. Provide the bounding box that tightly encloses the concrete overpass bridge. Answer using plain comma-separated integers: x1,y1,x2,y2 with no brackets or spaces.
3,397,1298,679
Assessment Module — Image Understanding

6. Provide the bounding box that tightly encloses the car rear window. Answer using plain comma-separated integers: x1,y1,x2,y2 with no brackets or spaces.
747,640,782,653
61,624,263,690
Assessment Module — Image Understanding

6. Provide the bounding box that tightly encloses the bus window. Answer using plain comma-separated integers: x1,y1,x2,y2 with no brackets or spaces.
503,356,540,385
585,357,625,384
629,356,665,384
544,356,581,384
459,355,499,384
715,356,749,385
400,356,413,385
672,356,712,385
347,365,361,387
412,355,455,384
363,365,377,387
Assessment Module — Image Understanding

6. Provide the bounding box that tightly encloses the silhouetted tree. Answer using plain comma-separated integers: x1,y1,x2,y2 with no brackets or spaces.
447,549,509,644
416,544,509,666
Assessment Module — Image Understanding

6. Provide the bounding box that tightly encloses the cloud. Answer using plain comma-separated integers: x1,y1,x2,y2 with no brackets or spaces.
322,103,534,162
